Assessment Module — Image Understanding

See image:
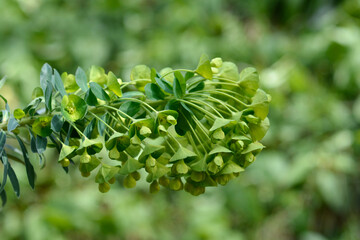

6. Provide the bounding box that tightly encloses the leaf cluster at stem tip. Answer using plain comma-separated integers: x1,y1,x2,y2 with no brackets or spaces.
0,54,271,204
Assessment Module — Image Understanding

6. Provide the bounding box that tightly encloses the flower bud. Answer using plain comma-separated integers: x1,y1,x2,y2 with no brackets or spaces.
123,174,136,188
169,178,183,191
150,180,160,194
98,182,111,193
61,158,70,167
131,171,141,181
140,126,152,137
81,171,90,178
108,177,116,184
166,115,177,125
159,176,170,187
80,152,91,163
190,171,206,182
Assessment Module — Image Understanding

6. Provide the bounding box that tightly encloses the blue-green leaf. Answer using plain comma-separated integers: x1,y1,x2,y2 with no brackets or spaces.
53,69,67,97
75,67,89,92
15,135,36,189
85,88,98,106
0,189,6,207
173,77,184,99
40,63,52,95
7,117,18,132
8,163,20,197
155,76,173,94
0,152,9,194
51,115,64,132
84,118,96,139
144,83,165,100
89,82,110,101
45,83,53,111
119,101,140,117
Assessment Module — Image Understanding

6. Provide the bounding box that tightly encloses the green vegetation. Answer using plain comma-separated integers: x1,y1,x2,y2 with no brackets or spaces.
0,0,359,240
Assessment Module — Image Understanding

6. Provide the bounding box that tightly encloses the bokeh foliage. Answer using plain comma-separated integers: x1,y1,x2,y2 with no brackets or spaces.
0,0,359,240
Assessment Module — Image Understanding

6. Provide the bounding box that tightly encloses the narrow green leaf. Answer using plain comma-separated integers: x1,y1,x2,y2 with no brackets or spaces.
15,135,36,189
8,162,20,197
0,131,6,153
53,69,67,97
122,91,144,98
195,54,212,79
173,77,184,99
0,189,6,207
40,63,52,95
144,83,165,100
97,114,108,136
0,150,9,194
174,71,186,93
45,83,53,111
75,67,89,92
89,82,110,101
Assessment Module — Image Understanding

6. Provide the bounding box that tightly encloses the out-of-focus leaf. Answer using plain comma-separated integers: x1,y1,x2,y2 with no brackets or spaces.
107,71,122,97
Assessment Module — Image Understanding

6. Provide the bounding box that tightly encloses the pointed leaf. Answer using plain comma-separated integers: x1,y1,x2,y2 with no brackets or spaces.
155,76,173,94
40,63,52,95
0,150,9,194
59,144,77,161
119,157,144,175
220,161,244,174
107,71,122,97
51,115,64,132
8,163,20,197
85,88,98,106
45,83,53,111
169,146,197,162
89,82,110,101
53,69,67,97
209,118,234,131
15,135,36,189
209,146,232,155
75,67,89,92
7,117,19,132
195,54,212,79
145,83,165,100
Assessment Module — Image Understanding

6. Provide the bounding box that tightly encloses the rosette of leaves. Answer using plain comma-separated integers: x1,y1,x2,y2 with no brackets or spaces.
0,54,270,206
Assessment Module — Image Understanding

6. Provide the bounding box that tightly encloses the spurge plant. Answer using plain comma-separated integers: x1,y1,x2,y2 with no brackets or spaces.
0,54,270,205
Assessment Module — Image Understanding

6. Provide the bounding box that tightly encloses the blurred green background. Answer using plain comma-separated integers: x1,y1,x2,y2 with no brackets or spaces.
0,0,360,239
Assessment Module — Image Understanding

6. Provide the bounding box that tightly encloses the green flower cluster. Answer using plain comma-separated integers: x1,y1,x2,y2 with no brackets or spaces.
0,54,270,202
